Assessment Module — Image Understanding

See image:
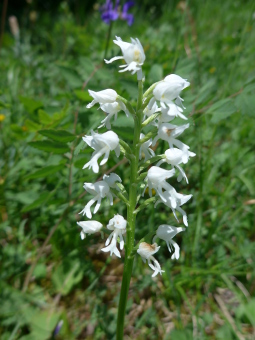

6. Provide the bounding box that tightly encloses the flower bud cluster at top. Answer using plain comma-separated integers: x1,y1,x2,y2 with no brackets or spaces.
77,36,195,277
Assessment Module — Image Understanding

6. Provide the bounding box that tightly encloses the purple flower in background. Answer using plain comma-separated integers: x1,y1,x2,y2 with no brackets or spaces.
121,1,134,26
54,320,63,337
100,0,134,26
101,0,120,24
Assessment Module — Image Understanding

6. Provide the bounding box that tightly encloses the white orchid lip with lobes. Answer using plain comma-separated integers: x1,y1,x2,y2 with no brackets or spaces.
101,214,127,258
83,130,120,173
145,166,176,203
139,133,155,161
99,101,128,129
153,74,190,104
153,225,185,260
77,220,103,240
154,190,192,226
157,148,196,183
152,122,190,150
79,173,121,219
86,89,118,108
137,242,165,277
160,101,187,122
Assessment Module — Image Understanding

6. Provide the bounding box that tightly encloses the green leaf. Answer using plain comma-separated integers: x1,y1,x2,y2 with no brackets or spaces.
148,64,163,82
28,140,70,154
74,139,85,155
0,100,10,109
52,261,83,295
74,90,91,102
24,119,42,131
38,109,52,124
24,165,63,180
164,329,193,340
235,92,255,117
57,65,83,88
33,264,47,279
236,298,255,327
207,98,237,123
195,78,216,106
24,310,60,340
7,190,39,205
38,129,76,142
21,192,51,212
19,96,43,114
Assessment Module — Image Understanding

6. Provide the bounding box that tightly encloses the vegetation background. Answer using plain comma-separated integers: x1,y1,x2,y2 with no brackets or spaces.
0,0,255,339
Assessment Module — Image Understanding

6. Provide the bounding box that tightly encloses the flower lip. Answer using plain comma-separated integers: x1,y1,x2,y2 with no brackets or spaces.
164,74,190,89
148,166,175,183
94,130,119,150
87,89,118,108
153,74,190,103
77,220,103,239
156,225,185,240
137,242,160,258
107,214,127,230
82,130,120,173
101,214,127,258
154,225,185,260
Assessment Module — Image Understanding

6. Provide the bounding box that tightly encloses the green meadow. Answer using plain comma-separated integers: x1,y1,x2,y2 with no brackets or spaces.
0,0,255,339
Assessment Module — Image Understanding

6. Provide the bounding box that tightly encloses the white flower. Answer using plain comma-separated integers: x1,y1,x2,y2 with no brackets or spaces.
83,130,120,173
144,166,176,205
137,242,164,277
99,101,129,129
157,148,196,183
104,36,145,76
79,173,121,218
159,101,187,122
86,89,118,108
103,173,122,189
153,74,190,104
155,190,192,226
77,220,103,240
143,98,160,119
101,214,127,258
153,225,185,260
139,133,155,161
152,123,189,149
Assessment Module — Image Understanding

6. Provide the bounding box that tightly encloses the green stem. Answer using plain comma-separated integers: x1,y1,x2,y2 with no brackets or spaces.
103,21,113,60
116,78,143,340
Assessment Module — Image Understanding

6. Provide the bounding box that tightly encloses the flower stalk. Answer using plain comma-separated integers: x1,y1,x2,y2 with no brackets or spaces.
116,78,143,339
77,36,195,339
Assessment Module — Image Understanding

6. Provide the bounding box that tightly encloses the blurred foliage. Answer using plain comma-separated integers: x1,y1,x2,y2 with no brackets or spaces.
0,0,255,339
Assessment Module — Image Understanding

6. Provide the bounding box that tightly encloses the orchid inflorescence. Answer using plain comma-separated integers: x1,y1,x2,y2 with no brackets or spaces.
77,36,195,277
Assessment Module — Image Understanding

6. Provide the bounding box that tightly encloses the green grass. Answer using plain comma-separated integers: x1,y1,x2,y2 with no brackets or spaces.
0,0,255,339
